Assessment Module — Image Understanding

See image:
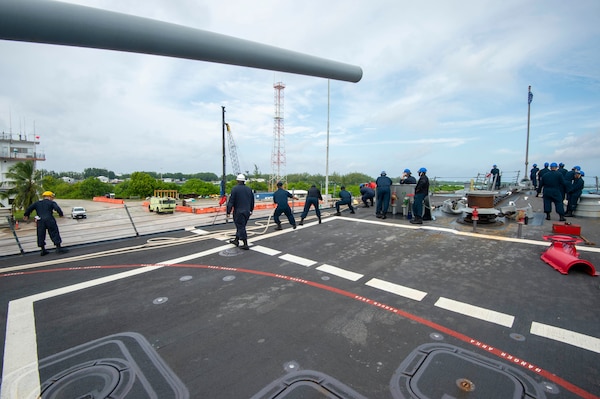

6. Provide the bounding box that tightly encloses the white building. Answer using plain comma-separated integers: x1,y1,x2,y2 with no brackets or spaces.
0,132,46,208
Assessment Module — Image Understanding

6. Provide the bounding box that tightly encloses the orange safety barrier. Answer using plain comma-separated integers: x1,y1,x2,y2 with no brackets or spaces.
180,201,307,214
135,200,307,215
195,207,225,214
93,196,125,204
255,203,277,210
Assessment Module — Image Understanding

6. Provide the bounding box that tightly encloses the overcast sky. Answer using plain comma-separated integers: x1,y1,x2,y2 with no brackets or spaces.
1,0,599,182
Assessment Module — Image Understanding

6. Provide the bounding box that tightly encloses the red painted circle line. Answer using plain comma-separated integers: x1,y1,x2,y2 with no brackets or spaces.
2,263,598,399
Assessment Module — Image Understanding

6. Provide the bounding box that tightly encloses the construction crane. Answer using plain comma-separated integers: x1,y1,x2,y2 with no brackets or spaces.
224,122,241,176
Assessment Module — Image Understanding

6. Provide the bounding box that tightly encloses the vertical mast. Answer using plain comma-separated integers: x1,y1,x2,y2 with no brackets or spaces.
220,106,226,203
525,85,533,181
325,79,330,199
270,82,286,190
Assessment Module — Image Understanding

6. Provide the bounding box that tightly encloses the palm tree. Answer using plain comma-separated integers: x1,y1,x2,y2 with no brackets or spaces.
1,160,42,211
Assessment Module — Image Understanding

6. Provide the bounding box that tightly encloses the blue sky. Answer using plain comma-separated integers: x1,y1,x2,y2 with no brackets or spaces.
1,0,599,183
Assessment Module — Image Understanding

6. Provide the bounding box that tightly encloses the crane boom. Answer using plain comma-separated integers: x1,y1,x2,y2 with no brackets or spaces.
225,123,241,176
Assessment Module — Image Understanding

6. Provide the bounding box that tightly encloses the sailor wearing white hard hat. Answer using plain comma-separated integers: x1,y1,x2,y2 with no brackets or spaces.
226,174,254,249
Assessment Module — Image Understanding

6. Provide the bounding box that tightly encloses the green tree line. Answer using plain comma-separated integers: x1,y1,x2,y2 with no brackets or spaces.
2,161,382,212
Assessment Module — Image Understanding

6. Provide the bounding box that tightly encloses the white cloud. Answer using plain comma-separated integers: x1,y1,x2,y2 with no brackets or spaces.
1,0,599,180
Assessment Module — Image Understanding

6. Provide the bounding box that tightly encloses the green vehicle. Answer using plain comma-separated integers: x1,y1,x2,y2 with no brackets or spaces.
149,197,176,214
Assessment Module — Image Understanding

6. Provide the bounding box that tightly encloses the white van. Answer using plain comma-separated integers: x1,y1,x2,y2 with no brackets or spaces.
149,197,176,214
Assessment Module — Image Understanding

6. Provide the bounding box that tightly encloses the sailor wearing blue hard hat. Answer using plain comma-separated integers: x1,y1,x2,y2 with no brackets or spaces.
564,165,581,184
566,170,585,217
558,162,567,176
410,168,429,224
375,170,393,219
400,168,416,185
490,164,501,189
530,163,540,189
539,162,567,221
563,165,584,201
536,162,551,197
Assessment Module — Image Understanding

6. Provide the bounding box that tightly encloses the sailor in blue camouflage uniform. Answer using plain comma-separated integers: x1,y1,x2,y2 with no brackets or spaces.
563,165,581,201
334,186,355,216
399,169,417,185
564,165,581,183
529,164,539,190
539,162,567,221
23,191,68,255
272,181,297,230
375,171,392,219
536,162,550,197
299,184,322,225
565,170,584,217
557,162,567,176
490,164,501,189
359,183,375,207
227,174,255,250
410,168,429,224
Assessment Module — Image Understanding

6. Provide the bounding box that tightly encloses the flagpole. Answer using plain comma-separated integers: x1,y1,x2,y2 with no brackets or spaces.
524,85,532,182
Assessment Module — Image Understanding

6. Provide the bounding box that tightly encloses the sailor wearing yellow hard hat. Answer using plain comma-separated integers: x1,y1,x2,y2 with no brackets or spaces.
23,191,69,255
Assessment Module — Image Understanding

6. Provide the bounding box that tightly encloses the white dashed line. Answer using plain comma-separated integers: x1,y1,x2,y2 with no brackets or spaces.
255,237,599,355
279,254,317,267
434,297,515,328
189,228,210,235
239,241,600,355
530,322,600,353
365,278,427,301
316,264,364,281
251,245,282,256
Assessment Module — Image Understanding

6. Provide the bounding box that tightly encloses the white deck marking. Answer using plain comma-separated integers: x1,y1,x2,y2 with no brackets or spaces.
334,217,600,253
278,254,317,267
189,228,210,235
2,266,163,399
530,322,600,353
365,278,427,301
316,264,364,281
4,218,600,397
1,245,230,399
251,245,281,256
434,297,515,328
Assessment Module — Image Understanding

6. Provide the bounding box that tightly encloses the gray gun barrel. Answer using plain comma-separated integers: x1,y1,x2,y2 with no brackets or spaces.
0,0,363,83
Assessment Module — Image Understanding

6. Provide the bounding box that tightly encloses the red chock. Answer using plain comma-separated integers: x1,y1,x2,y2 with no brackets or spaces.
541,235,597,276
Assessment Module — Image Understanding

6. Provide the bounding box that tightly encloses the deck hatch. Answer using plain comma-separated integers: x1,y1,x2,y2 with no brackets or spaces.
390,343,546,399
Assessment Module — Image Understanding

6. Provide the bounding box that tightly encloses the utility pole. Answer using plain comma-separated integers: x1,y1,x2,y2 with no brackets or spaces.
220,106,226,204
325,79,330,200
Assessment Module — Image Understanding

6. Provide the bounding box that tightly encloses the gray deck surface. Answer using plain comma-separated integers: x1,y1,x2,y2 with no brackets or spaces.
1,192,599,398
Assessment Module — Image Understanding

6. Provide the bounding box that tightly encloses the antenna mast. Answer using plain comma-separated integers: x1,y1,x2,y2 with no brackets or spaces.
270,82,286,190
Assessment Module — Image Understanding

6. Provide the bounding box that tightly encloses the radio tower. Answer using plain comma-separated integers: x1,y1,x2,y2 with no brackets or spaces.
270,82,286,190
